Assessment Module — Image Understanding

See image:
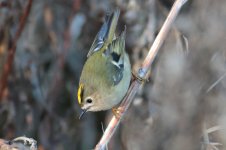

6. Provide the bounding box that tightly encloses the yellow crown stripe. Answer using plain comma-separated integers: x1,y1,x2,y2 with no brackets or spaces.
77,84,84,105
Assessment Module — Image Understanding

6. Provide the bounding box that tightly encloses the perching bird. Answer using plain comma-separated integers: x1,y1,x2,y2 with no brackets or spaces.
77,9,131,118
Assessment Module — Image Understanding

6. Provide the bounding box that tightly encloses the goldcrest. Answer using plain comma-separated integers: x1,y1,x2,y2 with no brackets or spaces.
77,9,131,118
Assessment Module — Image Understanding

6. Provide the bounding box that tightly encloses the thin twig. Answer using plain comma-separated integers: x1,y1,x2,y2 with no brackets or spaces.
202,123,223,150
12,136,37,149
94,0,188,149
206,125,223,134
0,136,37,150
206,71,226,93
0,0,33,100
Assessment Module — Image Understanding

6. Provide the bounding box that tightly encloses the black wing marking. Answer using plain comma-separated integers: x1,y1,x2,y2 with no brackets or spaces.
111,63,124,86
104,27,126,86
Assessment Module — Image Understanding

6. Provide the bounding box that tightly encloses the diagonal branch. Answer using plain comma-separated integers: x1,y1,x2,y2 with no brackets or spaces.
94,0,188,149
0,0,33,100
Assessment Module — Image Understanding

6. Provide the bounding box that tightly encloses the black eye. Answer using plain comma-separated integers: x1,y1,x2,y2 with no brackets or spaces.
86,98,93,103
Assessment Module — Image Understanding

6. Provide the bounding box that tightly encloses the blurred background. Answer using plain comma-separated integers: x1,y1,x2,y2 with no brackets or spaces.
0,0,226,149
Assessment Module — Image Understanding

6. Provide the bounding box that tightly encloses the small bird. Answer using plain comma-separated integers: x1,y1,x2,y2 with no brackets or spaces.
77,9,131,119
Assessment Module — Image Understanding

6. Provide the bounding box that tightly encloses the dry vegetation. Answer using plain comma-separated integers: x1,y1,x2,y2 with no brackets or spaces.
0,0,226,150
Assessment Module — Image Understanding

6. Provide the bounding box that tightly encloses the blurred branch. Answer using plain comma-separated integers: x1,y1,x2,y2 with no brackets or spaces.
0,1,10,8
94,0,188,149
0,0,33,100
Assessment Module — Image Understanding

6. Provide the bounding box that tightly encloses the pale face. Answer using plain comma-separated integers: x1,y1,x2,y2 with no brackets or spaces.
81,97,94,111
77,83,101,112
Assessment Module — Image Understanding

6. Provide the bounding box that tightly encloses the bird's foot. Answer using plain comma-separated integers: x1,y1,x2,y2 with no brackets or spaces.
132,72,147,83
112,107,124,120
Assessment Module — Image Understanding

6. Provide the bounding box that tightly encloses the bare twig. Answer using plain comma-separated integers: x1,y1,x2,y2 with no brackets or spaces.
206,71,226,93
0,0,33,100
0,136,37,150
94,0,188,149
12,136,37,149
202,123,223,150
206,125,223,133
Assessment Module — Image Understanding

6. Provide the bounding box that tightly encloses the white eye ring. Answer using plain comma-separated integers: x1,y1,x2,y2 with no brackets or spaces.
86,98,93,104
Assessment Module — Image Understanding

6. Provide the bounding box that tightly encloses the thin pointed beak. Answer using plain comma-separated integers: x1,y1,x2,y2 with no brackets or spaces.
79,109,88,120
